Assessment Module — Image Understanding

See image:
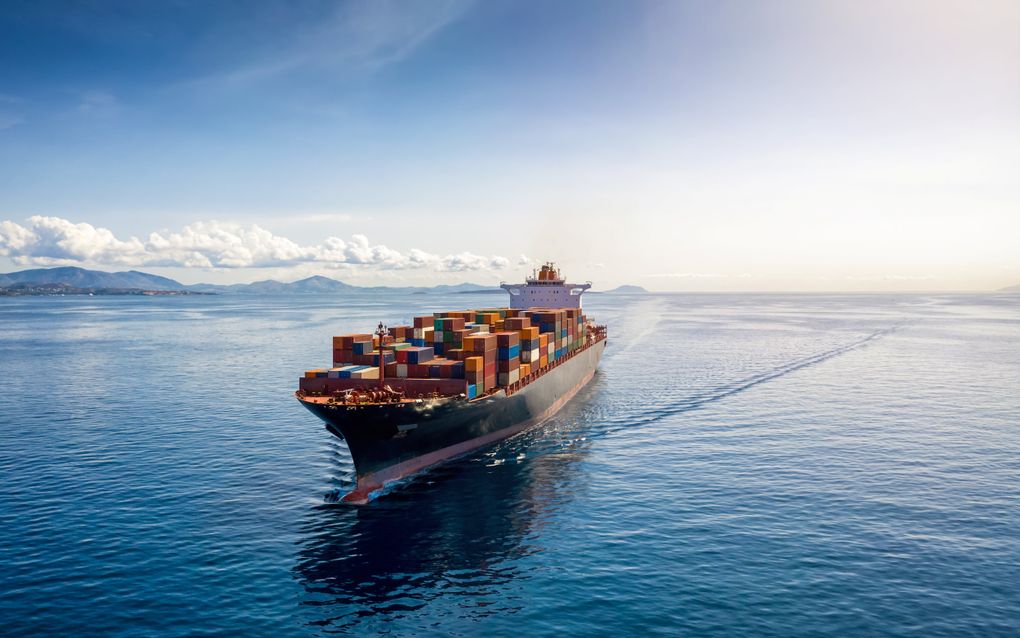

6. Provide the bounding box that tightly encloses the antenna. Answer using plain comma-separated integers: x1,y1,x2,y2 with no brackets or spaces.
375,321,387,389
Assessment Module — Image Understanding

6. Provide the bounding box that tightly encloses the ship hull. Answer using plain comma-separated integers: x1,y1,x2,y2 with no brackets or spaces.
300,339,606,503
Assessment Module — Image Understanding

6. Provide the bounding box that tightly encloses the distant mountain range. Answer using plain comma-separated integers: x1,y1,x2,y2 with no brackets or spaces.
0,266,656,297
0,266,497,295
999,284,1020,293
0,266,185,291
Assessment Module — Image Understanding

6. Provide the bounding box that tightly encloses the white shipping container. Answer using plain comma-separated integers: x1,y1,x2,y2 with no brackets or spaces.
520,348,540,363
497,369,520,386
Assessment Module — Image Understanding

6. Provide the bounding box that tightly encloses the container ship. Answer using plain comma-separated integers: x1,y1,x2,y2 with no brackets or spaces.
296,263,607,503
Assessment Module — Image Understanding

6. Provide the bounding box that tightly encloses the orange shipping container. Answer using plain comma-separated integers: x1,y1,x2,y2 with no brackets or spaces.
333,334,372,349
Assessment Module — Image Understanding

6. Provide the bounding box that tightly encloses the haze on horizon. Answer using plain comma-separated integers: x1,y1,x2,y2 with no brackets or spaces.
0,1,1017,292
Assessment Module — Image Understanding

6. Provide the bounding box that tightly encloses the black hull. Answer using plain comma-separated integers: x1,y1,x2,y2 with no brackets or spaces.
300,339,606,502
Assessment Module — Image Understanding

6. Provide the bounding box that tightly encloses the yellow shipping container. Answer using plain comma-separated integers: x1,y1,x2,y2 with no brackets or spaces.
520,363,531,377
465,356,484,372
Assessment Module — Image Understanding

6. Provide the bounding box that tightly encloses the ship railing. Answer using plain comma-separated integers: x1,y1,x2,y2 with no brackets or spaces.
503,326,606,397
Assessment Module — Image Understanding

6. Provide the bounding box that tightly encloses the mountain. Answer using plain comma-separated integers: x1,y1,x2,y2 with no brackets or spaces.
0,267,493,295
999,284,1020,293
602,284,648,293
189,275,361,294
0,266,186,291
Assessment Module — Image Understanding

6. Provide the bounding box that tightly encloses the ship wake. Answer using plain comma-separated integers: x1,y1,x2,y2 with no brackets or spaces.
518,324,904,450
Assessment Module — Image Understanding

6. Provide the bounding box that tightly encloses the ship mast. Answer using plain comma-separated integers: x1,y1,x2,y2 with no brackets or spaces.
375,321,387,389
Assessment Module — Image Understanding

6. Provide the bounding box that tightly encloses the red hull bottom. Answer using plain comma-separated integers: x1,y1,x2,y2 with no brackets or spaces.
340,365,598,504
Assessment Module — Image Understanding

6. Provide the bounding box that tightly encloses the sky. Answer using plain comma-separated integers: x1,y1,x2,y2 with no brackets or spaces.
0,0,1017,291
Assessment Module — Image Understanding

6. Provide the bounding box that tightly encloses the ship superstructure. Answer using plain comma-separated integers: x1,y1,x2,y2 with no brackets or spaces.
500,262,591,309
296,263,606,503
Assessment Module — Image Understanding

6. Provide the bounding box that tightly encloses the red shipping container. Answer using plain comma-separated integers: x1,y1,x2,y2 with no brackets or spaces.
497,358,519,373
388,325,413,340
504,317,531,330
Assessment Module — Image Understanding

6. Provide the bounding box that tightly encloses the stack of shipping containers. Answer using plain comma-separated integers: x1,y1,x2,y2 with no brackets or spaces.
308,305,591,399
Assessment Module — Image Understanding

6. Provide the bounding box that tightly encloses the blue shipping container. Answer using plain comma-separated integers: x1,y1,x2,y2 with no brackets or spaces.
339,365,369,378
498,345,520,360
407,347,434,364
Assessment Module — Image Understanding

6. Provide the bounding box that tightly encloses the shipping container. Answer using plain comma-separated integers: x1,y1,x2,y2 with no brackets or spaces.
497,369,520,386
400,346,434,365
332,334,372,349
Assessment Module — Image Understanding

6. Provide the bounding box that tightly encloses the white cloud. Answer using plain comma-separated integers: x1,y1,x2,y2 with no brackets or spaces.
0,216,511,272
194,0,472,88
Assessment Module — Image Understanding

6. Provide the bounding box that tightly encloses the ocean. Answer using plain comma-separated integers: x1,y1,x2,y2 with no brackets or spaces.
1,292,1018,636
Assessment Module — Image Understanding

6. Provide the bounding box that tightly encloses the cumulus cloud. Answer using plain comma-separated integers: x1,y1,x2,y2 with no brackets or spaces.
0,216,511,272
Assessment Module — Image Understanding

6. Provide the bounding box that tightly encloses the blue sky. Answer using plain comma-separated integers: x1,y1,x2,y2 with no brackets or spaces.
0,0,1017,290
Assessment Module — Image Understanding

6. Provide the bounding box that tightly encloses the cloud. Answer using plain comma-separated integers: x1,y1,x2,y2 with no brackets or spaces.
0,216,511,272
197,0,472,87
0,217,145,265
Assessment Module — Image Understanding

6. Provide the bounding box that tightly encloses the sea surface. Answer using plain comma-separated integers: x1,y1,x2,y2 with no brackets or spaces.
1,291,1018,637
